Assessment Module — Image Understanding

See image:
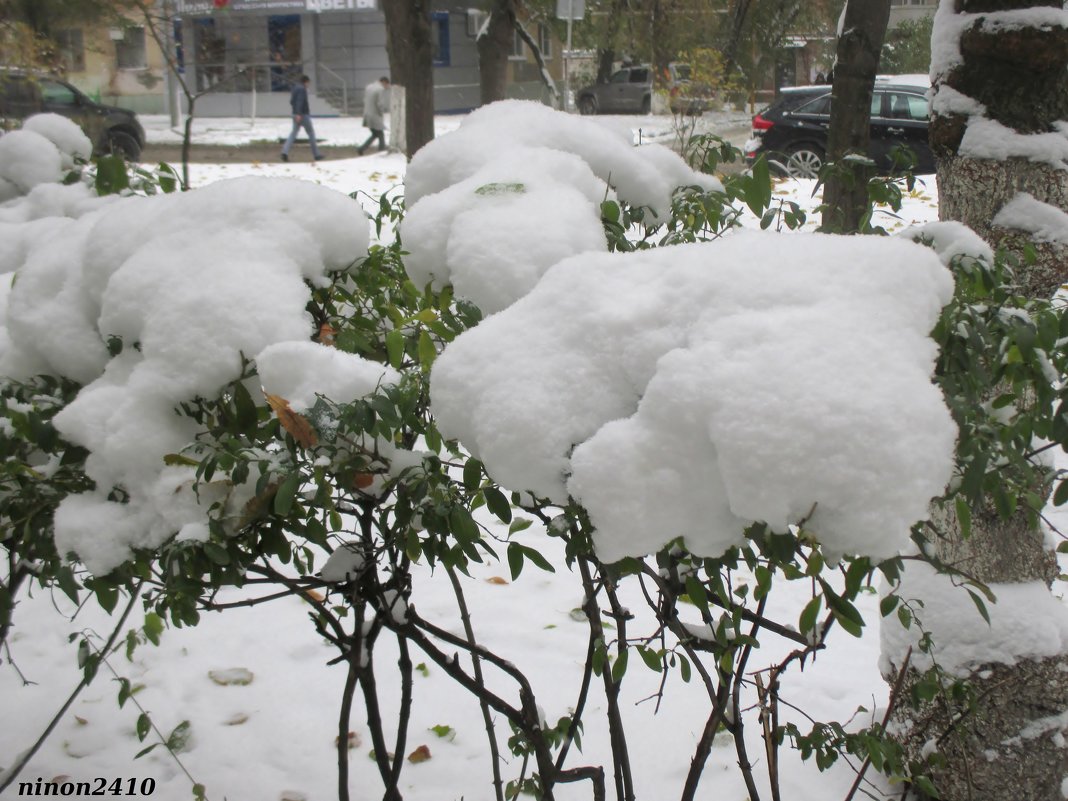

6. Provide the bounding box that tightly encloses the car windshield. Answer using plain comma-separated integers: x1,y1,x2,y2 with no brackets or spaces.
673,64,691,81
610,70,629,83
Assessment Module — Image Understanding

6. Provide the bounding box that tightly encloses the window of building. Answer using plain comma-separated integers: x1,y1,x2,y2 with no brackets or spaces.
511,27,526,59
537,23,552,58
466,9,488,38
116,26,147,70
55,29,85,73
432,11,450,67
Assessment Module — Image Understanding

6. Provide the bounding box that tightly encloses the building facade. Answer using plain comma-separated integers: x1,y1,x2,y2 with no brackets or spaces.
58,1,562,118
889,0,937,28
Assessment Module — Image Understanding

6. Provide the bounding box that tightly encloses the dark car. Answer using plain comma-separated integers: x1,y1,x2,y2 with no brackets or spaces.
744,80,934,179
0,69,145,161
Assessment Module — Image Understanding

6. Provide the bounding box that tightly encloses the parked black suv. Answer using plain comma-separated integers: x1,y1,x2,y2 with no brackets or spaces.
744,80,934,178
0,69,145,161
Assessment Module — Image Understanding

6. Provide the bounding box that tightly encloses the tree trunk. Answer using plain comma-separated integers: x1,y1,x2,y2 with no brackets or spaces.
885,2,1068,798
382,0,435,159
819,0,890,233
478,0,516,105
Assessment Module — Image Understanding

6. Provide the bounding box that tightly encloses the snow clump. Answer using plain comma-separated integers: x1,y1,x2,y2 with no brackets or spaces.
401,100,721,313
431,230,957,563
881,561,1068,676
0,114,92,201
0,175,377,574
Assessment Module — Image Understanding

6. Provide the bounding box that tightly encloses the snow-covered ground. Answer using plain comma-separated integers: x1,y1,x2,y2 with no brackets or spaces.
0,109,1043,801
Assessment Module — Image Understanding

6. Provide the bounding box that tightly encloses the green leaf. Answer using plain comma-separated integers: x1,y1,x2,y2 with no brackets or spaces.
601,200,620,223
966,589,991,625
799,595,822,634
637,646,662,672
232,380,258,436
274,471,301,516
508,518,533,535
611,649,629,684
167,720,193,753
449,506,480,544
684,576,710,616
484,486,512,523
879,594,900,618
134,743,160,759
475,182,526,195
417,330,437,368
143,612,164,647
94,155,129,195
507,542,525,581
136,712,151,742
463,458,483,491
385,329,405,369
203,542,231,566
955,496,972,537
430,724,455,740
518,544,555,574
1053,479,1068,508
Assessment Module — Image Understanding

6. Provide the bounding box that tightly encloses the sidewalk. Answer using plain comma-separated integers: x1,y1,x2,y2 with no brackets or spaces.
139,108,752,150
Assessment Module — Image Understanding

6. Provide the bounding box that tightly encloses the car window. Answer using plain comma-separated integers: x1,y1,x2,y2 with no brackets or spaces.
40,80,78,107
876,91,928,121
672,64,691,81
795,94,831,115
871,92,885,117
609,70,629,84
629,68,649,83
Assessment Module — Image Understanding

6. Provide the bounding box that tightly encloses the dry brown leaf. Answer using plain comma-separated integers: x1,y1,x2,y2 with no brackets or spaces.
485,576,509,586
265,393,318,448
407,744,432,763
353,473,375,489
303,588,325,603
335,731,362,750
319,323,337,347
223,712,249,726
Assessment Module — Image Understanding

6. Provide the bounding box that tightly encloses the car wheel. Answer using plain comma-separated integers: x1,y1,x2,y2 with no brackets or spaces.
578,96,597,115
106,130,141,162
640,95,651,115
785,144,823,179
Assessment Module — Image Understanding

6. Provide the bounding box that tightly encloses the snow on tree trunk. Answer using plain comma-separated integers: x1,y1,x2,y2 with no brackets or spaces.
382,0,435,159
885,2,1068,798
820,0,891,233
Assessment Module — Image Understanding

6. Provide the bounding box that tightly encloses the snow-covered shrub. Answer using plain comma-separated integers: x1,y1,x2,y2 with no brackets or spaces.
4,104,1068,801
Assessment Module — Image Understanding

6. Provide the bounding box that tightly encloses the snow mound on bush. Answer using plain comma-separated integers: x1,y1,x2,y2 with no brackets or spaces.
405,100,721,220
0,176,373,574
401,147,608,314
402,102,723,313
21,113,93,168
431,230,957,562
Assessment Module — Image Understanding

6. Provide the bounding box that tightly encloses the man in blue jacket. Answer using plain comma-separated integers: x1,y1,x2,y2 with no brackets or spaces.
281,75,323,162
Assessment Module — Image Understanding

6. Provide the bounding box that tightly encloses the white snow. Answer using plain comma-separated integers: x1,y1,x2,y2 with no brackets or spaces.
256,341,399,411
401,146,608,313
0,104,1064,801
881,561,1068,676
960,116,1068,169
993,192,1068,243
432,231,957,563
0,159,372,572
319,542,366,583
404,100,721,223
20,113,93,169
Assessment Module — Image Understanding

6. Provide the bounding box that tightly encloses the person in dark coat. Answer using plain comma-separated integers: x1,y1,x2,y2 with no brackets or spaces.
281,75,323,162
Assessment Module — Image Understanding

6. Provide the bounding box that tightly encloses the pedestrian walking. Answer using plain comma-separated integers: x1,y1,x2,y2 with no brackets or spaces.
358,76,391,155
281,75,324,162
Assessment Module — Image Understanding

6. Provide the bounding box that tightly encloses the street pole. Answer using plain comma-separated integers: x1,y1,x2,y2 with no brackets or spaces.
564,0,573,112
161,0,180,127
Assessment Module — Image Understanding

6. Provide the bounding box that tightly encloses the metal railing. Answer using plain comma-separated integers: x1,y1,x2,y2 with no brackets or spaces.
318,63,349,115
